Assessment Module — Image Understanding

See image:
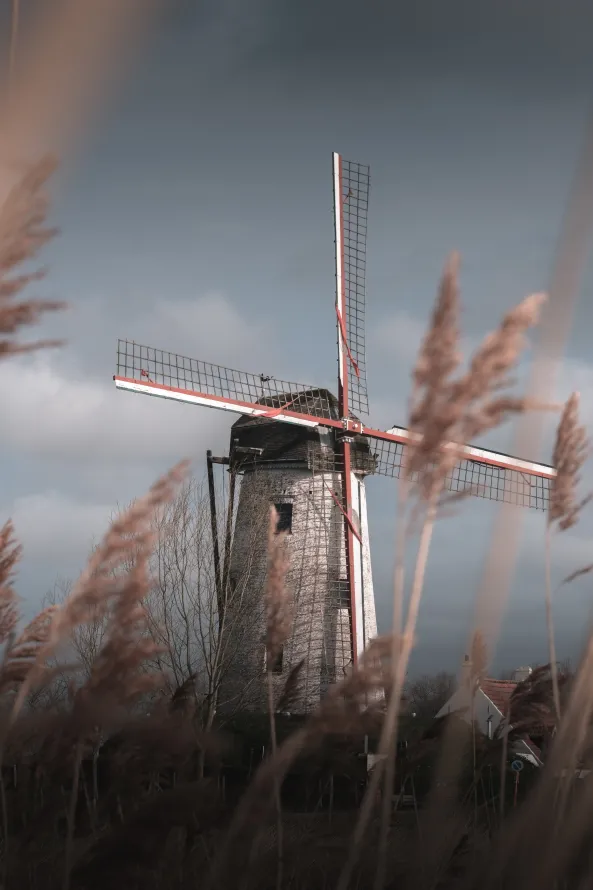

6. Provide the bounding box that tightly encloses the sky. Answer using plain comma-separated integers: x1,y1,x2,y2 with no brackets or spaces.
3,0,593,676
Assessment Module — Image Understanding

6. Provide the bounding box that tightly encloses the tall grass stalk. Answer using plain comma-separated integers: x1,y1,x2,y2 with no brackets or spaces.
373,495,440,890
343,254,463,890
264,506,291,890
63,740,83,890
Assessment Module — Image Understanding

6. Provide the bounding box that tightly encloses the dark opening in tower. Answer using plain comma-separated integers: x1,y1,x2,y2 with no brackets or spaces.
273,502,293,533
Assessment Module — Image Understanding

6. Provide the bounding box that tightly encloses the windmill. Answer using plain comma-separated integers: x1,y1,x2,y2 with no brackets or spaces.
113,153,555,714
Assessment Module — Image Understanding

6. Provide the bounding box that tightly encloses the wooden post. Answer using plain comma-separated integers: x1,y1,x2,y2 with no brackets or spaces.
206,450,223,623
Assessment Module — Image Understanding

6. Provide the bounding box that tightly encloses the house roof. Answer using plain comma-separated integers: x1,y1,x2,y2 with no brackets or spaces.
480,679,556,730
480,679,516,714
522,736,542,760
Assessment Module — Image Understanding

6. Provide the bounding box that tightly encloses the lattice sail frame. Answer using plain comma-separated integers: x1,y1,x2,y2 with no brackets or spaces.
332,154,370,417
114,339,555,512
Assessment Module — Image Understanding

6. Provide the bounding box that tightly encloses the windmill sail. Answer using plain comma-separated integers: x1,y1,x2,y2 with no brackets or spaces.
115,339,554,511
114,339,335,425
334,155,370,417
365,428,552,510
332,152,372,666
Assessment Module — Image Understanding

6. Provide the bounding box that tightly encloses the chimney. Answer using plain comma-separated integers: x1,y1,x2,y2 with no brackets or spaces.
461,654,472,688
512,666,532,683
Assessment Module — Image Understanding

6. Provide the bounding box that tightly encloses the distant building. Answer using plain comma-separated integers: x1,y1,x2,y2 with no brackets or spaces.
435,658,543,766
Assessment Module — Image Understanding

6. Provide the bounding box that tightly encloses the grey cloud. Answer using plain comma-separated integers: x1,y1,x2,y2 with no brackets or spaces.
5,0,593,673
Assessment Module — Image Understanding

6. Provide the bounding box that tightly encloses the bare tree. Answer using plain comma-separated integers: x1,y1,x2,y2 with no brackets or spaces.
40,469,275,735
405,671,456,722
142,469,274,731
44,577,108,672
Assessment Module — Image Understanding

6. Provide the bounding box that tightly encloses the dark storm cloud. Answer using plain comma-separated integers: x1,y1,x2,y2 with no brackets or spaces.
190,0,593,88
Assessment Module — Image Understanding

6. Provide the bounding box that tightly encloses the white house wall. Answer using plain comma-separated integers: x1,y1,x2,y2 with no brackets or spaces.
435,685,540,767
435,687,505,737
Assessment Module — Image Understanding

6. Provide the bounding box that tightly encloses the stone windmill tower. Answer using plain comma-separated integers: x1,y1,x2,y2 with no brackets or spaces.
113,152,556,715
221,390,378,713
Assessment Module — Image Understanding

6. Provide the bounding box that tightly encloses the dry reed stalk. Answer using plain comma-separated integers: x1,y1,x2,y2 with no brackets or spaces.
470,107,593,678
0,522,20,890
0,0,160,171
468,630,488,825
0,462,186,890
8,0,20,90
560,564,593,587
204,635,392,890
458,131,593,885
62,548,166,890
1,461,188,741
549,392,590,532
264,506,291,677
471,635,593,890
548,636,593,826
0,154,65,357
405,292,551,866
276,659,305,714
0,605,59,695
545,391,590,721
0,521,20,645
70,779,225,890
263,506,291,890
343,257,547,890
367,254,463,890
0,599,56,885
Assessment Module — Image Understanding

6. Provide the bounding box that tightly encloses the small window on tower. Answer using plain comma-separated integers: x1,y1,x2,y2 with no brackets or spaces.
271,647,284,674
274,502,293,534
264,646,284,674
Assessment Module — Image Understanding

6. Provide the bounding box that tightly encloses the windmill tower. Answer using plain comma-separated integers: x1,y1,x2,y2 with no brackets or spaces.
220,389,378,713
113,152,556,715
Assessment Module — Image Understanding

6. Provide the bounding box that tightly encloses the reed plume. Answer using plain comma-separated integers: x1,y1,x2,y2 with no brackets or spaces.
0,521,20,645
352,255,548,890
5,461,189,733
62,524,168,890
206,635,392,890
406,251,462,497
0,155,65,358
264,505,291,890
550,392,590,532
264,506,291,675
0,605,58,695
545,391,591,720
408,285,547,497
276,659,305,714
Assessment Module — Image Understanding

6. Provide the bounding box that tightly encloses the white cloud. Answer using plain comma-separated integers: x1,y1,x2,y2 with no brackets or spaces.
1,352,231,461
3,491,111,565
1,292,277,462
371,310,426,368
368,392,408,431
142,292,275,371
553,356,593,426
372,306,593,443
371,309,476,371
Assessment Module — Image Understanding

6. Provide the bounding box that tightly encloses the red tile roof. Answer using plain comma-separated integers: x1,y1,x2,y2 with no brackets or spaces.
480,679,516,714
522,736,542,760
